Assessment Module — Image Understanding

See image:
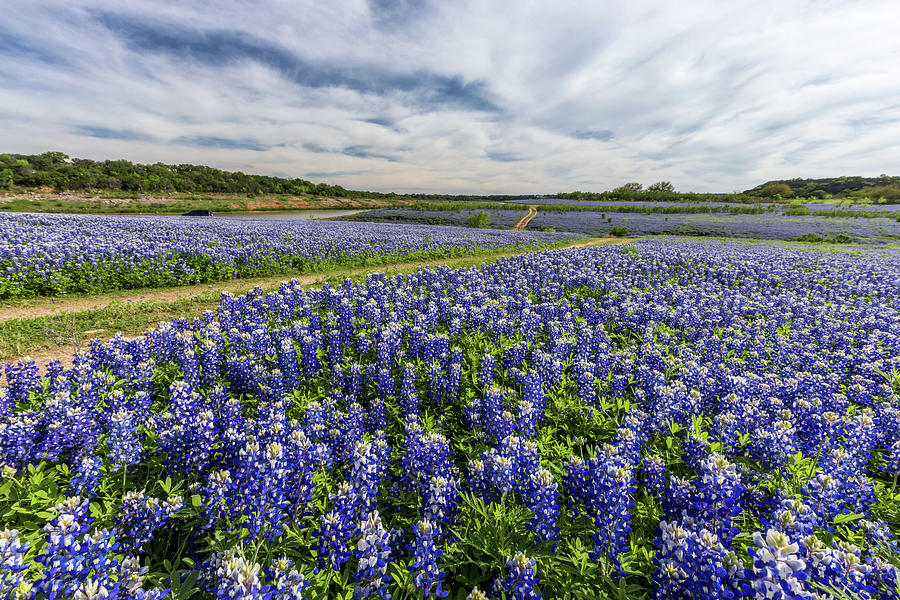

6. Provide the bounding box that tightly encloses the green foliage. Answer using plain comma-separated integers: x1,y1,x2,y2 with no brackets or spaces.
610,227,631,237
856,184,900,201
646,181,675,193
466,210,492,228
793,233,855,244
745,175,900,200
758,183,794,198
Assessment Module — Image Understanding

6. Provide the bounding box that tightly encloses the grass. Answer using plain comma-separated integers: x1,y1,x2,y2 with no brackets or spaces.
0,294,222,359
0,191,406,215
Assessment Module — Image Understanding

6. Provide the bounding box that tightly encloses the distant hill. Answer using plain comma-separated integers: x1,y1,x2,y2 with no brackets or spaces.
0,151,531,202
744,175,900,199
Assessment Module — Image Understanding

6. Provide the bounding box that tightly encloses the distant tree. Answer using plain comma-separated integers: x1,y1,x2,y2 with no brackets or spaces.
648,181,675,192
759,183,793,198
615,182,643,192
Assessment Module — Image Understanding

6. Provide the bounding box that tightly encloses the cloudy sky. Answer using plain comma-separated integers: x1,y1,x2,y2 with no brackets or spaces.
2,1,899,194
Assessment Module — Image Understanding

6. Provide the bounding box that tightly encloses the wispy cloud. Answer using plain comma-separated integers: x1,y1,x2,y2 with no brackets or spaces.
1,1,899,193
73,125,155,142
173,136,268,151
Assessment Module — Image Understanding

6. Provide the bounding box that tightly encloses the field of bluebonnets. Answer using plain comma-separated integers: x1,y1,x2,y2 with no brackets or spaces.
0,213,575,298
2,235,900,600
350,206,900,242
339,209,528,229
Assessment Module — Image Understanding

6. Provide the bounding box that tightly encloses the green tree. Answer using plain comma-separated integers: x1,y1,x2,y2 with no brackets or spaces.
615,182,643,192
0,169,12,189
759,183,793,198
648,181,675,192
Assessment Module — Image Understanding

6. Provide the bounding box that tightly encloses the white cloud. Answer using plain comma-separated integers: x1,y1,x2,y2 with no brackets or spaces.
1,0,899,193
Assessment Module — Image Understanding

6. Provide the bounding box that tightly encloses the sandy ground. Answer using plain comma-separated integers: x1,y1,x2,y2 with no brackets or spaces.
511,205,539,230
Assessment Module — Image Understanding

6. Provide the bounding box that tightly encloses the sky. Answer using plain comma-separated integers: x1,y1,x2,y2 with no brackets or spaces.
2,1,900,194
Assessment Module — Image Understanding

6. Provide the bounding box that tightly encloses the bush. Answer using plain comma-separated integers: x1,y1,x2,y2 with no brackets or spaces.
759,183,794,198
794,233,824,243
610,226,631,237
794,233,854,244
466,210,491,228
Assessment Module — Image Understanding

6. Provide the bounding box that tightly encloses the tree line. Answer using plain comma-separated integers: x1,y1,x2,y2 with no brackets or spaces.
744,176,900,200
0,152,541,202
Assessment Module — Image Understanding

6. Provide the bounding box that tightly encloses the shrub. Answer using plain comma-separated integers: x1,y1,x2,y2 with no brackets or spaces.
466,210,491,228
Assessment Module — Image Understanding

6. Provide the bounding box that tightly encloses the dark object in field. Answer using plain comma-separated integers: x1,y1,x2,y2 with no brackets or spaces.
182,210,213,217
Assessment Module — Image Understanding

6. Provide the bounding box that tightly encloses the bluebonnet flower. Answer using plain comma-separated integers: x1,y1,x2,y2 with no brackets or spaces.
0,528,29,595
746,529,809,600
466,587,489,600
314,482,358,571
35,388,99,464
479,354,495,390
681,430,710,472
0,411,39,472
399,363,419,418
749,418,798,471
497,552,541,600
640,454,667,499
427,361,448,406
519,371,545,426
765,492,818,539
799,535,879,599
300,332,320,378
481,387,516,443
447,361,462,403
34,497,121,600
200,469,235,530
106,402,143,471
653,521,744,600
377,367,395,400
422,474,461,537
882,438,900,475
214,547,271,600
473,435,542,501
282,427,318,516
576,365,596,411
350,434,392,513
268,556,310,600
408,519,447,599
117,556,169,600
4,359,40,406
400,423,455,492
68,453,105,497
691,453,745,545
524,468,560,547
233,439,293,540
0,387,12,419
155,381,218,475
353,511,392,599
118,491,183,552
565,444,636,564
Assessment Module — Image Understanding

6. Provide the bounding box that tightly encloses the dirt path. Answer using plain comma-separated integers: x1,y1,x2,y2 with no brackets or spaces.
512,205,538,230
8,237,632,370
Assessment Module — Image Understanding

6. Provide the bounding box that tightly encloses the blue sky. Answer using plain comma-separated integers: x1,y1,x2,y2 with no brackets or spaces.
2,1,899,194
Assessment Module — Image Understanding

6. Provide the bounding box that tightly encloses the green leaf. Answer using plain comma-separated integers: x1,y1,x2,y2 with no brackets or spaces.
833,513,864,524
